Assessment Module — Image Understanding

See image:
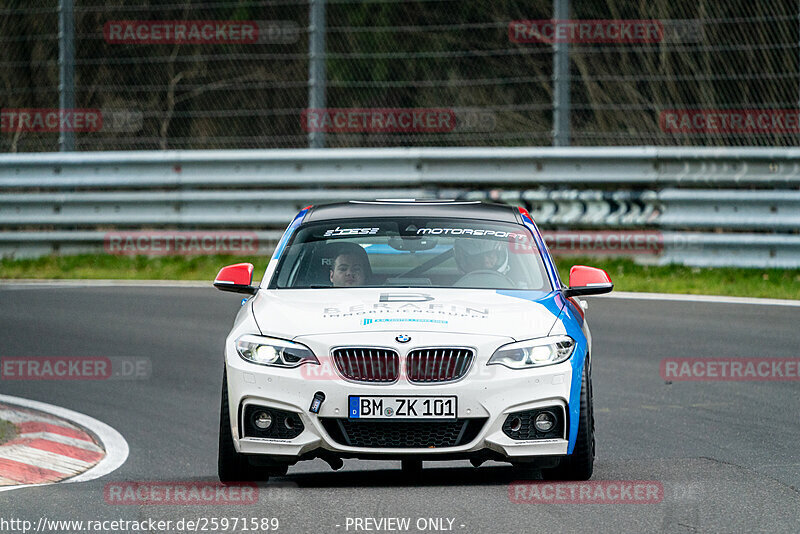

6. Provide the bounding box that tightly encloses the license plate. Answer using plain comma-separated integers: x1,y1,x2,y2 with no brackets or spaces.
348,396,457,419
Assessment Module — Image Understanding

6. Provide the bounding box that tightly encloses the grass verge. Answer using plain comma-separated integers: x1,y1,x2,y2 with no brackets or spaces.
0,419,16,445
0,254,239,281
1,254,799,300
554,257,800,300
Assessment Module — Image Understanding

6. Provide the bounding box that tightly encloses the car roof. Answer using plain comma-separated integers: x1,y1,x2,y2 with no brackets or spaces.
302,199,522,224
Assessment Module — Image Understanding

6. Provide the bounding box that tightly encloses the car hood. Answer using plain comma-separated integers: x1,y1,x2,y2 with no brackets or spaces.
250,288,565,341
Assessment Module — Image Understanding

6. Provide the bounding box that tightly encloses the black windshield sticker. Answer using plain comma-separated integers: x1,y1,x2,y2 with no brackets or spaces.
323,226,380,237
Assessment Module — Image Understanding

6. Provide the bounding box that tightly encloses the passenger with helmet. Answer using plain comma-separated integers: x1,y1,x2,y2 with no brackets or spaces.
453,238,514,287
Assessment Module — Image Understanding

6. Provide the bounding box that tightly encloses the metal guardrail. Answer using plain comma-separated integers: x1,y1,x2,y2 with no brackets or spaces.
1,147,798,268
658,189,800,231
659,232,800,268
462,189,660,226
0,189,435,227
3,146,800,188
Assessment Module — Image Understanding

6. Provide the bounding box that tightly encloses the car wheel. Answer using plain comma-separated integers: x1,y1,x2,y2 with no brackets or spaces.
541,359,594,481
218,368,266,483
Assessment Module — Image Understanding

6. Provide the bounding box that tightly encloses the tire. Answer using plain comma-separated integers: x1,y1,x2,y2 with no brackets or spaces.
218,368,266,483
542,358,595,481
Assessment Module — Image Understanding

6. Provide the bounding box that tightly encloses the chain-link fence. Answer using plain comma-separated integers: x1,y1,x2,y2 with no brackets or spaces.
1,0,799,151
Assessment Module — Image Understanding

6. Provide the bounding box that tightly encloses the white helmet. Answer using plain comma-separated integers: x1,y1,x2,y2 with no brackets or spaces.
453,239,509,274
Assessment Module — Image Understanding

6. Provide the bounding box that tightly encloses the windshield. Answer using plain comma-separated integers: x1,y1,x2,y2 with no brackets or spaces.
269,218,552,291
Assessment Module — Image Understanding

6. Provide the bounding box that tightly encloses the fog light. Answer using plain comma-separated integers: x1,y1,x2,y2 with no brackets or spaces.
534,411,555,432
253,411,273,430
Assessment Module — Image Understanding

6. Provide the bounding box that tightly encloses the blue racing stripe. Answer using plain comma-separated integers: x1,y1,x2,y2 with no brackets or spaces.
271,207,310,261
554,301,589,454
496,286,586,454
518,212,562,290
495,289,564,320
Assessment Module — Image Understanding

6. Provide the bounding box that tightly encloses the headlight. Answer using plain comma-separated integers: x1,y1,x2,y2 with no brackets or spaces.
488,335,575,369
235,334,319,368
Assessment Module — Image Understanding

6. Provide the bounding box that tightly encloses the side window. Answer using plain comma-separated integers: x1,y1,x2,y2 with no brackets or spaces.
275,243,307,288
294,242,332,287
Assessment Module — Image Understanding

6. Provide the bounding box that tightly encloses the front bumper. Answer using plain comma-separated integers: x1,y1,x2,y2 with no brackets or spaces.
225,331,576,461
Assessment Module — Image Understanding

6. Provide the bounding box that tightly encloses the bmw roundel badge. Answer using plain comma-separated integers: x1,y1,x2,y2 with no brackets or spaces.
395,334,411,343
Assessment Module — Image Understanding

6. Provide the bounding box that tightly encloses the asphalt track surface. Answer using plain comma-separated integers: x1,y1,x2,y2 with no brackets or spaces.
1,285,798,533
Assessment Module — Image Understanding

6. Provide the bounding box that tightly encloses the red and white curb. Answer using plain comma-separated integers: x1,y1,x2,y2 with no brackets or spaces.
0,403,104,486
0,394,128,492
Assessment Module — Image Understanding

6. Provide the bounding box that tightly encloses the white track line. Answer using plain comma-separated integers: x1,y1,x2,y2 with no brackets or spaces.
0,279,208,289
599,291,800,308
0,394,129,493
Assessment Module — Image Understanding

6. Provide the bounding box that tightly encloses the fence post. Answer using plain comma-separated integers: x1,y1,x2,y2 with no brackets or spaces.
308,0,327,148
552,0,570,146
58,0,76,152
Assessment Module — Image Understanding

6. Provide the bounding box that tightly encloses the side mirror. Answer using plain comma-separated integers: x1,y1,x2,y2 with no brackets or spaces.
563,265,613,297
214,263,257,294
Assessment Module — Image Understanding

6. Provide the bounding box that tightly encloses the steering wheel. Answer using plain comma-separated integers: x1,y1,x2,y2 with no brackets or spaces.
454,269,516,288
